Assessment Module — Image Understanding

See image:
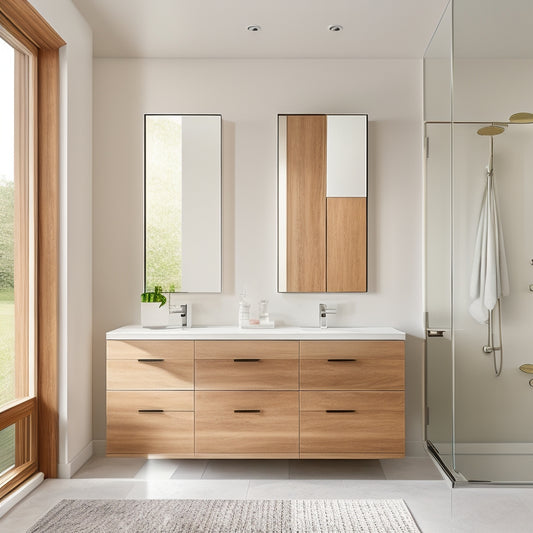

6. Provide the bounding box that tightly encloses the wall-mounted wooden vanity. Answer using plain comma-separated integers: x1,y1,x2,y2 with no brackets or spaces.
106,326,404,459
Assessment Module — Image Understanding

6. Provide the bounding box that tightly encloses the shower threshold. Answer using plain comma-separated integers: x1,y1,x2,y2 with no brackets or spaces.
427,441,533,486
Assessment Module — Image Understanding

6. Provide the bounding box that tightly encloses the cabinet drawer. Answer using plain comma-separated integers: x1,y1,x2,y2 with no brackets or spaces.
107,391,193,455
195,391,299,455
107,390,194,412
195,340,299,360
107,340,194,360
300,390,404,411
196,359,298,390
300,341,404,390
300,391,404,455
107,359,193,390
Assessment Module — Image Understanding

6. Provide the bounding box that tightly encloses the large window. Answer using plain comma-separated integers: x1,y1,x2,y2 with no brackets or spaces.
0,33,16,409
0,0,64,495
0,25,37,499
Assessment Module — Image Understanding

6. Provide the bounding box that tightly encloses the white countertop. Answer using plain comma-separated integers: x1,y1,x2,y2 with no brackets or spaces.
106,325,406,341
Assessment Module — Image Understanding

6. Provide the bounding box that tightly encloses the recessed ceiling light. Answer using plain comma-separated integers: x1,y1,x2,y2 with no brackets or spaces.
328,25,343,32
247,25,262,32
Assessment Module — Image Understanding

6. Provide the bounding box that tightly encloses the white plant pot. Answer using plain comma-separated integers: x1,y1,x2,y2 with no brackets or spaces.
141,302,169,328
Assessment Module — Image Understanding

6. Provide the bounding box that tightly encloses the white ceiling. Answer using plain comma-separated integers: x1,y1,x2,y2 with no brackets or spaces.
71,0,450,59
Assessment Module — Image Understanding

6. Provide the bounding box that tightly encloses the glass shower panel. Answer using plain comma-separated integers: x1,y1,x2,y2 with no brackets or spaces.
425,124,452,329
450,0,533,484
453,0,533,124
452,122,533,483
424,1,454,476
423,3,453,123
425,124,454,474
425,0,533,485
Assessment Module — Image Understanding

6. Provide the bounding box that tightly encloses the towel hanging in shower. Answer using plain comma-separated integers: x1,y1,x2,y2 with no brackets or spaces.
469,160,510,324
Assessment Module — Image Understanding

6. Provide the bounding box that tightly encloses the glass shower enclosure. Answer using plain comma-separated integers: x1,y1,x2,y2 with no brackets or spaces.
425,0,533,485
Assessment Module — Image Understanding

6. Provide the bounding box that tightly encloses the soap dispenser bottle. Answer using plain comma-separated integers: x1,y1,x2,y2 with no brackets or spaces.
238,290,250,328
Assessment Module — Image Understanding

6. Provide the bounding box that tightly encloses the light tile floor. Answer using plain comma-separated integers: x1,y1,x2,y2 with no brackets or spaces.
1,455,533,532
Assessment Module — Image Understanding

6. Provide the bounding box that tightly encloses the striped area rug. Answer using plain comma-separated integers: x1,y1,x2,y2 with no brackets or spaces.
27,498,421,532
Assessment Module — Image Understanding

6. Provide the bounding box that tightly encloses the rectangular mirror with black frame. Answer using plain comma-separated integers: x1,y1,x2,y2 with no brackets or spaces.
278,114,368,293
144,114,222,293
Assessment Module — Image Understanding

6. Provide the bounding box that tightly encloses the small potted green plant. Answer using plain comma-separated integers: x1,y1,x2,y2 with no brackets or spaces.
141,286,168,327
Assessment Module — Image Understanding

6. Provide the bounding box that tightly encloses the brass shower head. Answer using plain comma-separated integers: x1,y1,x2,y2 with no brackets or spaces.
509,112,533,124
477,124,506,136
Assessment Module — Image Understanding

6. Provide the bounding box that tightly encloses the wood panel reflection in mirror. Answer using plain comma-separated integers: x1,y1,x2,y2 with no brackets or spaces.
278,114,368,293
144,114,222,293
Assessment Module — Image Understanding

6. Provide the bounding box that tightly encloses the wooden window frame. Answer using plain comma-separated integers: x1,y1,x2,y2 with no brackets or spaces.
0,0,65,486
0,398,37,499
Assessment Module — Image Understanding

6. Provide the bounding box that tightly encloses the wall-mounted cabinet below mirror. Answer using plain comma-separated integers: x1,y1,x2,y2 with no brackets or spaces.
144,114,222,293
278,114,368,293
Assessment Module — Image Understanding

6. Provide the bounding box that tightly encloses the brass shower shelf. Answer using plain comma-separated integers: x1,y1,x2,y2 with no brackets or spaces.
519,364,533,374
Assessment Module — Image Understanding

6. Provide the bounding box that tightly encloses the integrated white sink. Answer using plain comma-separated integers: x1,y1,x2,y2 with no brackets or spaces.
107,325,405,341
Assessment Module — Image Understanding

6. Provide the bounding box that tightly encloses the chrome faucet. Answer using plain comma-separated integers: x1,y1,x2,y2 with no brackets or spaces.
169,303,188,327
319,303,336,328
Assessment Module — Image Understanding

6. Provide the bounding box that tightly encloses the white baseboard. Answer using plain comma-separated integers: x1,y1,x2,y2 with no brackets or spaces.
0,472,44,518
57,441,93,479
432,442,533,455
92,440,107,456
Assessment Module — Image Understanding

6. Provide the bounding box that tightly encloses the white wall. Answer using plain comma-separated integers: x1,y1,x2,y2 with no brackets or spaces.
93,58,425,452
29,0,93,477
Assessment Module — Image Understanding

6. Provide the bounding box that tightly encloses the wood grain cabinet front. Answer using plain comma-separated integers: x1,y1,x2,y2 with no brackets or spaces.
107,340,194,360
105,338,405,459
106,391,194,456
106,341,195,456
299,391,405,458
195,340,299,390
195,391,299,457
299,340,405,458
300,340,404,390
107,340,194,390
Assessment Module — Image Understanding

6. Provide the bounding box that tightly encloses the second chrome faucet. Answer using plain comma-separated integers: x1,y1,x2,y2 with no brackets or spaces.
319,303,337,328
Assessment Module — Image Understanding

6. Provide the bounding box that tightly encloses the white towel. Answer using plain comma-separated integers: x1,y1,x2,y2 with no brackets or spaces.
469,165,509,323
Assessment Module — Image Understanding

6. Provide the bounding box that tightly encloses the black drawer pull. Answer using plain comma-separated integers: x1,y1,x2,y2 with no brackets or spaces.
138,409,164,413
326,409,356,413
233,358,261,362
327,359,357,362
137,358,164,362
234,409,261,413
